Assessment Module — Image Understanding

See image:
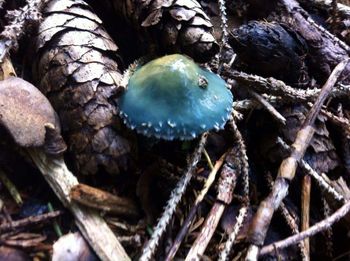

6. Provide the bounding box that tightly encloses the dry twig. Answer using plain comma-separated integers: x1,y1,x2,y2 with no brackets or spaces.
259,200,350,256
0,210,62,234
245,59,348,260
165,152,226,260
139,133,208,261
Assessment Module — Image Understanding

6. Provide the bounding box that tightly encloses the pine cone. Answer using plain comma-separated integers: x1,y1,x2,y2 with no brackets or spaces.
109,0,219,62
33,0,131,175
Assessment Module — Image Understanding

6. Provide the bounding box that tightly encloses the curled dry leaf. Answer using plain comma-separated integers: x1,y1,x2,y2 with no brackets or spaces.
0,76,66,155
108,0,219,62
33,0,131,174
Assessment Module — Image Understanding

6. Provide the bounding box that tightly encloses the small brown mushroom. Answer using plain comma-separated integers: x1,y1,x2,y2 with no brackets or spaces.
0,76,66,155
0,70,129,260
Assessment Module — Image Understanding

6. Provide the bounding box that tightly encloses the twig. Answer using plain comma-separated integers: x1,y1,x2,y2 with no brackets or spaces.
265,172,308,260
228,119,249,199
259,200,350,256
219,206,248,261
139,133,208,261
28,149,130,261
321,108,350,136
322,197,334,258
245,59,348,261
0,169,23,205
248,90,286,125
0,210,62,233
185,145,241,260
0,0,48,61
165,152,226,261
224,70,350,102
69,183,139,217
301,175,311,260
276,137,345,203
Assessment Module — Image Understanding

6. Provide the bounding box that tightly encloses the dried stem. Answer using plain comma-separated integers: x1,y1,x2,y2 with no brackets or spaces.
248,90,286,125
245,59,348,260
219,206,248,261
185,144,242,260
265,172,308,259
165,152,226,261
0,169,23,205
139,133,208,261
224,69,350,102
301,175,311,260
0,210,62,233
260,200,350,256
276,137,345,203
28,149,130,261
228,118,249,199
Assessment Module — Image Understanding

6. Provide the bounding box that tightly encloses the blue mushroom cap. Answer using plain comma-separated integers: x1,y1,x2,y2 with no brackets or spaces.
118,54,233,140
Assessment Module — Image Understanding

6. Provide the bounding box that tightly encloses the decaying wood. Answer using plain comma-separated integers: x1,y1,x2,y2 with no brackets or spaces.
70,183,139,217
28,149,130,261
245,59,348,260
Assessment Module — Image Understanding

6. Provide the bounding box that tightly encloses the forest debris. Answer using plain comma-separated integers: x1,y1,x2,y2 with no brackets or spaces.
245,59,348,260
264,172,307,259
0,246,30,261
28,149,130,260
185,140,243,260
224,69,350,102
0,0,46,59
0,54,130,260
0,170,23,205
165,152,226,260
139,133,208,261
279,0,350,83
277,137,345,204
229,21,309,85
69,184,139,217
106,0,218,62
3,233,47,248
34,0,131,175
0,210,62,234
219,206,248,261
248,90,286,125
259,199,350,257
301,175,311,260
52,232,97,261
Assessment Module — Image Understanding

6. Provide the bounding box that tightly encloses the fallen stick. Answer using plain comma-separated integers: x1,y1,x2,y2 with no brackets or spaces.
259,199,350,256
245,59,349,261
28,149,130,261
0,210,62,234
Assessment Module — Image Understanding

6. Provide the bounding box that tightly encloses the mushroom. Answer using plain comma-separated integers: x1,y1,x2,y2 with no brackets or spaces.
118,54,233,140
0,58,130,261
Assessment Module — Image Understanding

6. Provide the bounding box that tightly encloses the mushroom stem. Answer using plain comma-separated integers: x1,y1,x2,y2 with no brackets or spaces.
28,148,130,261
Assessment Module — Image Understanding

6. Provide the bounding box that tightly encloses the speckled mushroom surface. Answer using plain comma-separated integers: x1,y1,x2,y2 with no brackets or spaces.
118,54,233,140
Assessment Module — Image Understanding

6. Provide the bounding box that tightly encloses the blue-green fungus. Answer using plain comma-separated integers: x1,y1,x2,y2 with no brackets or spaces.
118,54,233,140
